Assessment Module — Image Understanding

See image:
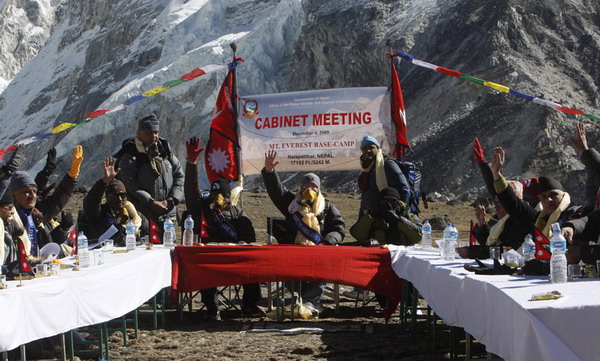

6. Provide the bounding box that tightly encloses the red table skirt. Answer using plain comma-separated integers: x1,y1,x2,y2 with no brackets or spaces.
172,244,403,311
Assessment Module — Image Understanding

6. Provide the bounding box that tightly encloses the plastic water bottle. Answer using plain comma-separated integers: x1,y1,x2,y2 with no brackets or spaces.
77,232,90,268
522,234,536,262
450,224,459,242
549,223,567,253
163,216,175,247
420,220,432,248
550,248,568,284
125,219,136,251
441,223,455,260
183,215,194,246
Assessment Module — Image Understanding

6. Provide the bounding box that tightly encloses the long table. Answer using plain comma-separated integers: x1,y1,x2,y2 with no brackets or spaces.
0,246,172,352
388,246,600,361
171,244,403,315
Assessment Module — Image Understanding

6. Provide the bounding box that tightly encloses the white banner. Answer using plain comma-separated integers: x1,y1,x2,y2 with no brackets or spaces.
238,87,392,174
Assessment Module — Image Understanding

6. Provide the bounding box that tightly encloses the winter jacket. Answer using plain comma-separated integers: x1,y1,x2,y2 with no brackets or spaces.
359,158,411,217
350,203,421,246
261,168,345,245
117,138,184,221
83,179,146,245
472,215,531,250
494,177,580,237
185,162,255,243
14,173,76,255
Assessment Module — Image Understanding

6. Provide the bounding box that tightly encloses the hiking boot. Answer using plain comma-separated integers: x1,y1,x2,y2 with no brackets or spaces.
342,289,365,301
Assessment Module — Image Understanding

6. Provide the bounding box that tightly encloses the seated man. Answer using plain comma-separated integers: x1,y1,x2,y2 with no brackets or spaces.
83,157,146,246
350,187,421,246
490,147,580,239
261,149,345,313
10,146,82,256
184,137,262,319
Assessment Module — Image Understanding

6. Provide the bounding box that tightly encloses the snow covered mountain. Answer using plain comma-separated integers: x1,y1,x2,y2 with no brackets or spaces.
1,0,599,201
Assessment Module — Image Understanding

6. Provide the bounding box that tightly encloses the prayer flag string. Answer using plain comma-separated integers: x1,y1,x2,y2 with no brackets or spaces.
0,64,227,159
394,51,600,121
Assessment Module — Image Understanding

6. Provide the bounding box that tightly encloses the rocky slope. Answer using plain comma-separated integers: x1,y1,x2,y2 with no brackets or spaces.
0,0,599,202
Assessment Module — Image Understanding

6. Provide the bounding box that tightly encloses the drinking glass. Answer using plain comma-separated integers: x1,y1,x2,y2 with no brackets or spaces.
104,239,114,252
489,247,502,261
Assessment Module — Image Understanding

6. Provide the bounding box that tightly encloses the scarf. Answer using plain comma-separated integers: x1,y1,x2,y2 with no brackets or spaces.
359,149,388,192
486,214,510,246
535,192,571,238
13,208,34,257
288,191,325,245
135,137,162,176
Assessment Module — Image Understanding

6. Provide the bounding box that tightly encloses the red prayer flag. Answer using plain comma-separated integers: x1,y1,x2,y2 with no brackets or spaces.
469,220,478,246
204,69,239,183
150,219,160,244
390,61,410,160
533,227,551,260
18,239,33,273
84,109,111,119
0,145,17,161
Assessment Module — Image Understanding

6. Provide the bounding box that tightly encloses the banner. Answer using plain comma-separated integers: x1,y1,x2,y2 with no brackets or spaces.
238,87,392,174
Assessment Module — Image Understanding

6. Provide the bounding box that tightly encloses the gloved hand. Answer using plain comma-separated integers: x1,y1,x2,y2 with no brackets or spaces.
186,137,205,164
45,148,57,172
382,209,401,226
2,145,25,176
68,145,84,179
473,138,486,163
59,211,74,231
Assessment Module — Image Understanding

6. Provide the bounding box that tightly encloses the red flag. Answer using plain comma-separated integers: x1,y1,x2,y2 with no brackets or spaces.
469,220,478,246
390,60,410,160
150,219,160,244
18,239,33,274
200,215,209,239
204,69,239,184
533,227,551,260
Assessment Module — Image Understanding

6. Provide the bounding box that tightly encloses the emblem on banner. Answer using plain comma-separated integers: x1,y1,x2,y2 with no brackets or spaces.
242,100,259,118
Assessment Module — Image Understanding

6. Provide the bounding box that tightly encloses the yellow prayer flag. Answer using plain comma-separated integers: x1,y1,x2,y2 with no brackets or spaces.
51,123,76,134
483,82,509,93
143,87,169,97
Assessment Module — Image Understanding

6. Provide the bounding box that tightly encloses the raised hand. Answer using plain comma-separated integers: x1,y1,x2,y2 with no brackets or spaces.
186,137,205,164
474,205,486,227
5,145,24,174
264,149,279,172
45,148,57,171
102,157,119,184
490,147,505,180
568,122,589,153
68,145,84,179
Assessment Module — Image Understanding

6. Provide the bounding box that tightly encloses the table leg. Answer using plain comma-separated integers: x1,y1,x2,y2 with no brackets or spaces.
60,333,67,361
334,284,340,313
465,333,472,360
19,344,26,361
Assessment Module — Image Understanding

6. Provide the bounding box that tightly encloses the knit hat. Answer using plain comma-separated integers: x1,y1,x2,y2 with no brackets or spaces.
301,173,321,189
138,114,160,132
211,179,231,197
8,171,37,192
0,190,13,206
537,176,563,195
379,187,401,201
360,135,380,150
522,177,539,200
106,179,127,195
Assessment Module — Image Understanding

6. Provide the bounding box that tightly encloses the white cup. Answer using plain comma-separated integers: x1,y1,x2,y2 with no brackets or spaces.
50,263,60,275
34,264,49,276
104,239,114,252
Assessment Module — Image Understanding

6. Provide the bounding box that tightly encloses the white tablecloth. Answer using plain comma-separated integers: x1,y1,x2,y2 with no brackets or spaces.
0,246,172,352
389,246,600,361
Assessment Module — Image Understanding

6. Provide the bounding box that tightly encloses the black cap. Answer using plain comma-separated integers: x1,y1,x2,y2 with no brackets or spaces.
210,179,231,198
0,190,13,206
537,176,563,194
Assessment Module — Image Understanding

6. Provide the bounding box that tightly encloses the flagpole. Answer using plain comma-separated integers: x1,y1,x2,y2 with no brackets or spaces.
230,42,244,208
386,39,399,159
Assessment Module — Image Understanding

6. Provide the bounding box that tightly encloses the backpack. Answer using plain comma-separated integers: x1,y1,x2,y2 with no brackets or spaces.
392,159,426,215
